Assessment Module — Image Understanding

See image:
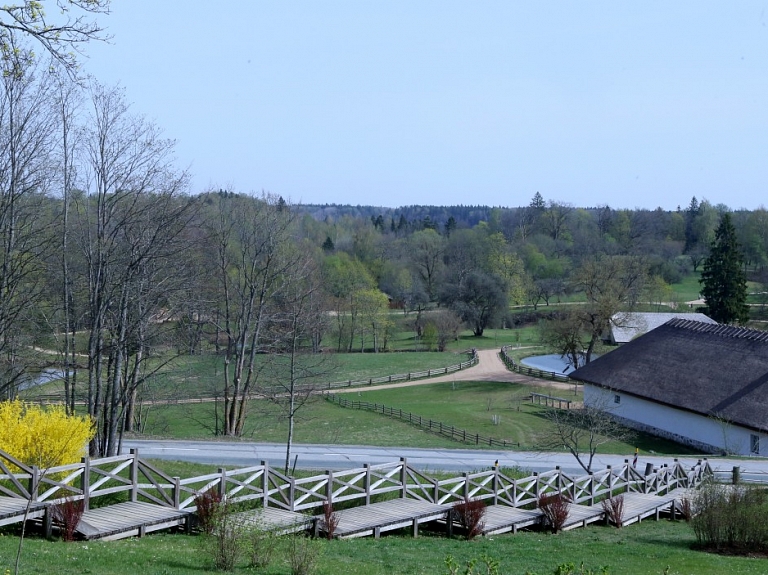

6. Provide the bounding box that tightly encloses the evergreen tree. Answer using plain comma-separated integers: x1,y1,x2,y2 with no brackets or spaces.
700,213,749,324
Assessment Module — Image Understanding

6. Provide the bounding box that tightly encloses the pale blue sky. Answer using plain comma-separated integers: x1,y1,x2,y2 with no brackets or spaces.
83,2,768,210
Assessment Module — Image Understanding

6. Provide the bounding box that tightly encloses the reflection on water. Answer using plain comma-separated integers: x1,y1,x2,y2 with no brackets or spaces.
18,368,68,391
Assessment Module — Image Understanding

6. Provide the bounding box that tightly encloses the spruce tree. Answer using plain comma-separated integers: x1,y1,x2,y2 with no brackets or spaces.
699,213,749,324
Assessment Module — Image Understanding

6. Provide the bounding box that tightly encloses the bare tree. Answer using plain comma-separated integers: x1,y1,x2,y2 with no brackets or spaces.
539,399,633,473
207,192,299,437
260,252,334,473
0,45,58,399
77,82,189,456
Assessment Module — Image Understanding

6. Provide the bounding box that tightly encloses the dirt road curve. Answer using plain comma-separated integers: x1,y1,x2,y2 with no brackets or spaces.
335,349,576,394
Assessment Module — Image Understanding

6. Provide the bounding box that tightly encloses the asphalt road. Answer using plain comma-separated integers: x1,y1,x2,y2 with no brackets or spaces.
122,439,768,479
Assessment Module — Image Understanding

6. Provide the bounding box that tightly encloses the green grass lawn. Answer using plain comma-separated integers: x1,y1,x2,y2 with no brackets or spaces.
3,520,765,574
136,380,698,458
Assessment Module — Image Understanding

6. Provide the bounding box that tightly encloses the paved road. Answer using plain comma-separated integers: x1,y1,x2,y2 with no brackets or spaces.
122,439,767,479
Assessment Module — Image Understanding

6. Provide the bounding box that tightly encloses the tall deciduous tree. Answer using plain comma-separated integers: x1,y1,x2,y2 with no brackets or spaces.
700,213,749,325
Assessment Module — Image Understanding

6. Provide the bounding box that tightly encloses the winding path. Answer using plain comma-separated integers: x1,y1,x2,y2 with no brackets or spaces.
335,348,578,394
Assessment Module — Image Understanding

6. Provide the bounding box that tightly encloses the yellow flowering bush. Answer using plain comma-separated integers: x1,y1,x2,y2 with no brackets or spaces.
0,400,93,470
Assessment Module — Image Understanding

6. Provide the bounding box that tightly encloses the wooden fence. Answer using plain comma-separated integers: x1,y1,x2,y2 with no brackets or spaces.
500,345,575,383
325,393,520,448
25,350,479,405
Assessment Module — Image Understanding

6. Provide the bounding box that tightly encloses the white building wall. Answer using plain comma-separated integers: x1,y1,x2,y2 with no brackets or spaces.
583,384,764,456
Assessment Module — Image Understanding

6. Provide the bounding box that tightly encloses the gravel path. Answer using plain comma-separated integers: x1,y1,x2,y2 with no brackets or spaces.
334,348,579,395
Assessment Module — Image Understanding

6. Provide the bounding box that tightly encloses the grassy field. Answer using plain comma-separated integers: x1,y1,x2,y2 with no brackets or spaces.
135,380,698,458
2,519,765,574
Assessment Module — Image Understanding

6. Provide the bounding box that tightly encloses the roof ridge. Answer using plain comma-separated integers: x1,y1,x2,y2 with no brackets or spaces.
666,318,768,341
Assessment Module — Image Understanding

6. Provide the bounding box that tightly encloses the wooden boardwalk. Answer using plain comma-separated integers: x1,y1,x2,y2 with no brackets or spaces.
317,498,450,539
234,507,310,535
76,502,190,541
610,492,678,527
561,503,604,531
0,496,46,527
479,505,543,535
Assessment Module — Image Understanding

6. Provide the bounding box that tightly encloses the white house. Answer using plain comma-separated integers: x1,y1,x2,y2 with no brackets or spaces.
571,319,768,456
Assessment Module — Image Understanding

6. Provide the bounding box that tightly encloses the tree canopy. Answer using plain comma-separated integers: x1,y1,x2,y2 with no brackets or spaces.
700,213,749,324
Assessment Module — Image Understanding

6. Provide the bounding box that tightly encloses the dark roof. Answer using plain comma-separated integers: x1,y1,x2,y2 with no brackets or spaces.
570,319,768,432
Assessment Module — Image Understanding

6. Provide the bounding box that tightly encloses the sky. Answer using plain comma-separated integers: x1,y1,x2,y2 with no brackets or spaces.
81,1,768,211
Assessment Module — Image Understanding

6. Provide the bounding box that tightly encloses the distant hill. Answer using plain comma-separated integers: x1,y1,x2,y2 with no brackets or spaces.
296,203,501,229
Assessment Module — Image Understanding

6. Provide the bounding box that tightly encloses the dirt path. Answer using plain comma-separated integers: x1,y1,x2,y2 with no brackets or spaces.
334,348,579,395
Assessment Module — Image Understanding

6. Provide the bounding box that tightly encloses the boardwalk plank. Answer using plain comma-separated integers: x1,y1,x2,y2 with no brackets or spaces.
480,505,542,535
0,496,46,526
233,508,310,535
77,501,190,541
320,498,450,538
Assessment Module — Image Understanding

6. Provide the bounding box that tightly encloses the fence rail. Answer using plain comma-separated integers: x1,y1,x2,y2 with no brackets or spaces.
325,393,520,449
24,350,479,405
500,345,575,383
0,446,715,521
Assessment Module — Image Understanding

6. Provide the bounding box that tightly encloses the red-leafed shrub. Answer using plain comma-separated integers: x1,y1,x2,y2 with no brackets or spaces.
539,492,571,533
321,500,340,540
194,490,223,534
52,497,84,541
453,497,486,540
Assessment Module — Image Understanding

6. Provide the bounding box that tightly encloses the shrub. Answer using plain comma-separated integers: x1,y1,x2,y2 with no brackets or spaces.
0,400,93,471
539,492,570,533
287,534,321,575
690,481,768,552
194,490,222,534
320,500,339,539
199,501,244,571
601,495,624,528
445,554,500,575
453,497,486,540
51,497,84,541
246,522,278,569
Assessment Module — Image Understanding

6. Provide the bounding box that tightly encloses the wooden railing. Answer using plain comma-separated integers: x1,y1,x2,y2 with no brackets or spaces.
0,447,714,517
500,346,575,383
325,393,520,448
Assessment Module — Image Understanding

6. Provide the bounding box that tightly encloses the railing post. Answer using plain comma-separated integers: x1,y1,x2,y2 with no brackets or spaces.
462,472,469,501
364,464,371,505
173,477,180,509
130,448,139,502
289,477,296,512
262,460,269,508
732,466,741,485
326,469,333,505
29,465,39,501
492,466,499,505
81,456,91,511
217,467,227,500
400,457,408,499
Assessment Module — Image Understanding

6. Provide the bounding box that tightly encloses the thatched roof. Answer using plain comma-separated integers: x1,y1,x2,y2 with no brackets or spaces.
571,319,768,432
609,312,716,344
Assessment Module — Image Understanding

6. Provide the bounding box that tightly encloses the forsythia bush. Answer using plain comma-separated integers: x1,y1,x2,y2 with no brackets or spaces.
0,400,93,470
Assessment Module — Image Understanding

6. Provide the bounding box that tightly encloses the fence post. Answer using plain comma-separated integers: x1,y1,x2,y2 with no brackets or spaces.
81,456,91,511
732,466,741,485
130,448,139,502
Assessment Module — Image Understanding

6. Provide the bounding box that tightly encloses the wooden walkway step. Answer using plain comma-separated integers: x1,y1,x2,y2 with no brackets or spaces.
561,503,604,531
0,496,46,527
319,498,450,539
232,507,310,535
479,505,543,535
76,501,190,541
611,492,676,526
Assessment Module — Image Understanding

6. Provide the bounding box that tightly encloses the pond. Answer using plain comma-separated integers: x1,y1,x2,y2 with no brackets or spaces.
519,354,596,376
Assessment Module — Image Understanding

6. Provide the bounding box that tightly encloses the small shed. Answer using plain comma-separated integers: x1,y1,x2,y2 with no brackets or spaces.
571,319,768,456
